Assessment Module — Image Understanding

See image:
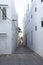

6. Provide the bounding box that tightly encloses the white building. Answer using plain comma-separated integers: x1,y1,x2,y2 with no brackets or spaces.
0,0,18,54
23,0,43,57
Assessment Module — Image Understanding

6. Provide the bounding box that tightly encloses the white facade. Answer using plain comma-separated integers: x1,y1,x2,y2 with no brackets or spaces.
23,0,43,57
0,0,18,54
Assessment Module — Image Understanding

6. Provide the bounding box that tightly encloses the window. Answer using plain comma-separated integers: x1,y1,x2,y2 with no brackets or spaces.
31,15,32,18
35,26,37,31
29,20,30,22
35,7,37,12
41,21,43,27
41,0,43,2
0,7,1,21
2,7,6,20
31,0,33,2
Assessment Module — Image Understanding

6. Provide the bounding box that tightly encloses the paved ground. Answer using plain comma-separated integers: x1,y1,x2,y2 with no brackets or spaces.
0,45,43,65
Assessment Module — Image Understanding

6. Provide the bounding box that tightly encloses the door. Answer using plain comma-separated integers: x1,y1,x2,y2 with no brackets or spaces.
25,34,27,47
31,31,33,49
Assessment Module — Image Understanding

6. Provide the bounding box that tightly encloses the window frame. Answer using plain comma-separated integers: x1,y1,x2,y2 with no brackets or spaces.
2,7,7,20
35,26,37,31
41,21,43,27
41,0,43,2
35,7,37,12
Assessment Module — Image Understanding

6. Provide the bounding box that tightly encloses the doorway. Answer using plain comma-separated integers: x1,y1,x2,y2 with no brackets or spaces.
31,30,33,49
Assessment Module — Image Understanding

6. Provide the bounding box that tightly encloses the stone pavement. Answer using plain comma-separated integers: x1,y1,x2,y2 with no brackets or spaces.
0,45,43,65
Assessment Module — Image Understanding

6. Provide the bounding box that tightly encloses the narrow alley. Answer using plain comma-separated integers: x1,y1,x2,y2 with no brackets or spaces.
0,0,43,65
0,45,43,65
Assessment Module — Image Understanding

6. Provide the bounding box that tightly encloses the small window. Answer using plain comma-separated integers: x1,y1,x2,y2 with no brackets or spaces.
35,7,37,12
31,15,32,18
0,7,1,21
31,0,33,2
41,0,43,2
35,26,37,31
41,21,43,27
2,7,7,20
29,20,30,22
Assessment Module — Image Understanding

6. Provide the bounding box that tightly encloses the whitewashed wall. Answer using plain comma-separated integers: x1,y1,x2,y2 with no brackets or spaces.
24,0,43,57
0,0,18,54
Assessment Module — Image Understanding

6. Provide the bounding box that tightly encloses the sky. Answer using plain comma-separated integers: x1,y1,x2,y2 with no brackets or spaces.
14,0,31,31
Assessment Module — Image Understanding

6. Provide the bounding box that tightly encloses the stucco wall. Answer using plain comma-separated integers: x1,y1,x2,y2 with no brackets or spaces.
24,0,43,57
0,0,18,54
